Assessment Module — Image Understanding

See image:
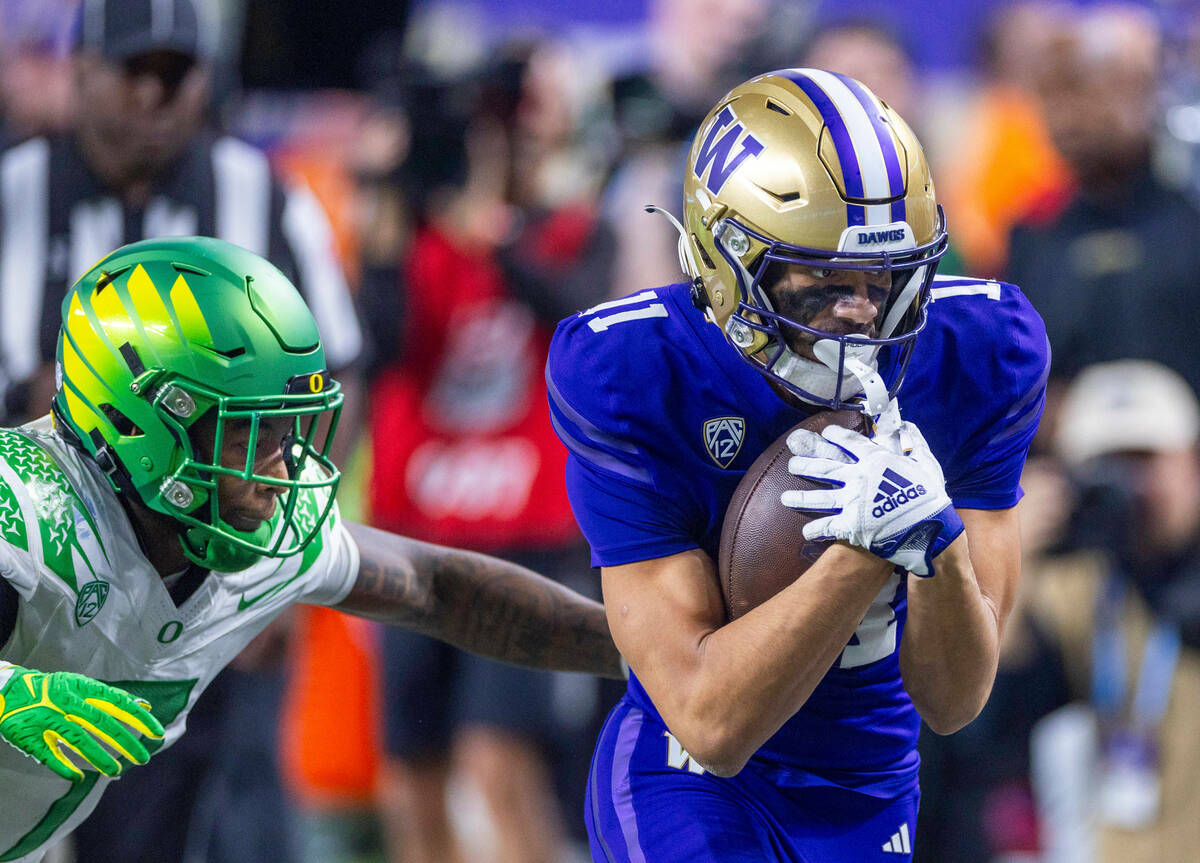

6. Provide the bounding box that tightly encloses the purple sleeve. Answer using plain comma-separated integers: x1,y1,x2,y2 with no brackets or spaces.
946,424,1040,510
548,306,700,567
564,455,699,567
937,281,1050,510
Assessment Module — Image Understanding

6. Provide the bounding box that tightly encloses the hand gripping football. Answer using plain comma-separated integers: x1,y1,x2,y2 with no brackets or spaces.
717,410,870,620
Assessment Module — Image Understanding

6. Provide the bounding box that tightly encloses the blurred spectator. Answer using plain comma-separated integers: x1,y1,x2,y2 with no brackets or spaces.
1007,5,1200,419
0,0,364,860
604,0,770,297
0,0,76,139
811,0,1037,77
351,76,461,385
281,604,386,862
239,0,410,91
801,19,919,121
363,42,616,863
915,455,1074,863
1029,360,1200,863
1154,3,1200,206
937,2,1074,277
918,357,1200,862
0,0,363,432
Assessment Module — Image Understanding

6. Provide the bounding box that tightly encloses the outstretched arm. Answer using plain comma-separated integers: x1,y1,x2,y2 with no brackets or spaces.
900,506,1021,734
335,522,622,679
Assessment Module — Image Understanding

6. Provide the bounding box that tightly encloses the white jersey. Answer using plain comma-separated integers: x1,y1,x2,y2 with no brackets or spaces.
0,418,360,861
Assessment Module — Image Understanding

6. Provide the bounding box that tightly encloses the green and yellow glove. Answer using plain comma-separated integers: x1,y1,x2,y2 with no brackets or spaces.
0,663,164,782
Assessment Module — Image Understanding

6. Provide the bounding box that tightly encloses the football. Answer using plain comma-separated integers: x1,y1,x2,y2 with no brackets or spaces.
718,409,871,620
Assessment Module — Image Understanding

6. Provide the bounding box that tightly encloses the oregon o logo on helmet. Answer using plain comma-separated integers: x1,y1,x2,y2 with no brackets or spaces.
872,484,927,518
308,373,323,393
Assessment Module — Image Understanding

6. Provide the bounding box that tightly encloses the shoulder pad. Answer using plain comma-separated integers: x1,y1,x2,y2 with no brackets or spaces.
922,275,1049,445
0,429,108,592
547,291,685,487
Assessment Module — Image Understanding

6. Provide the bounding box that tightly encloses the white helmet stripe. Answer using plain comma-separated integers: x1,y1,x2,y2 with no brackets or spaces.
795,69,894,209
864,202,893,226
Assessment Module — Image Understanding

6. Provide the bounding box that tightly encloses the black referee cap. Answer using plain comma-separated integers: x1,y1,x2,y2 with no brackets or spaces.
74,0,208,62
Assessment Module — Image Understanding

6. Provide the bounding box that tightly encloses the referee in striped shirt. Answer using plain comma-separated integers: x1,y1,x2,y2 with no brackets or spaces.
0,0,363,434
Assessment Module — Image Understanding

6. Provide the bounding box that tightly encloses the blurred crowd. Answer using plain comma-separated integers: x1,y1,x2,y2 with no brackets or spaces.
4,0,1200,861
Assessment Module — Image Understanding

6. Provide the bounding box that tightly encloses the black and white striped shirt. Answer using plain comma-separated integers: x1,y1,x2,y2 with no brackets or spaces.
0,130,363,420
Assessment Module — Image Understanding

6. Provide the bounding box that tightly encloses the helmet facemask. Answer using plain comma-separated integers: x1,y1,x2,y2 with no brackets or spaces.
151,377,343,572
710,209,947,413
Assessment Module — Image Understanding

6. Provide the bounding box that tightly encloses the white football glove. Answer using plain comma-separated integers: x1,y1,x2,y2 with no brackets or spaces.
781,419,964,576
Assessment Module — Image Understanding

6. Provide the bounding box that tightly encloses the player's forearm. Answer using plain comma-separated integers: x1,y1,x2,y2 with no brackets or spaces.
899,535,1001,734
658,545,893,774
337,522,623,678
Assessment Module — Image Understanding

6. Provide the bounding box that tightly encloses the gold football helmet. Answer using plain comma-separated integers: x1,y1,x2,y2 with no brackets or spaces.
672,68,948,410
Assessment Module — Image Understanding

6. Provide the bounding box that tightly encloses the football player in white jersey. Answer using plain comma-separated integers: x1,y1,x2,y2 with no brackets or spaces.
0,236,621,862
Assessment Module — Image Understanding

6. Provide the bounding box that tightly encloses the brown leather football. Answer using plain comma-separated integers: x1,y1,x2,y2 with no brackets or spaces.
718,409,871,620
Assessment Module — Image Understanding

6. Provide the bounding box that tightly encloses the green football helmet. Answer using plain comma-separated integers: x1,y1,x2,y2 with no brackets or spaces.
52,236,343,571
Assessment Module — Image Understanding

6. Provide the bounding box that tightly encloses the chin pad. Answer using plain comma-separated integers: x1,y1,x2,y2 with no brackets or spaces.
181,517,275,572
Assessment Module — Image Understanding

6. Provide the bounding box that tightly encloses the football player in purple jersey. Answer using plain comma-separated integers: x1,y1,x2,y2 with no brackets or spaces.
547,69,1048,861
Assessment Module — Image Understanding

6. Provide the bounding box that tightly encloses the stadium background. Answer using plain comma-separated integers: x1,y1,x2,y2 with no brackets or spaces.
3,0,1200,860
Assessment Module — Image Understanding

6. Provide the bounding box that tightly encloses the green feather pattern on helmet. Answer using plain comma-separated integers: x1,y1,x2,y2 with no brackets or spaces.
52,236,343,571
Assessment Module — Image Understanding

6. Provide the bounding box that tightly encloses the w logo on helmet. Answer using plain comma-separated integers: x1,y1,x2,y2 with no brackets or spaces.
693,106,764,196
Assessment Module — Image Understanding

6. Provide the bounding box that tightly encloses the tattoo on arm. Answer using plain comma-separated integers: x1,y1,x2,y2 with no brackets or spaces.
336,523,622,678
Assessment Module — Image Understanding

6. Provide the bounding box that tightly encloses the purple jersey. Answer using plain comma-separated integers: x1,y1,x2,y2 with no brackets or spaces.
547,275,1048,796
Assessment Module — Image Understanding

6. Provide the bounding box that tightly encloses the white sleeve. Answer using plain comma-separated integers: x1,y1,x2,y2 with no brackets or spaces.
281,184,363,371
0,541,32,598
298,503,361,607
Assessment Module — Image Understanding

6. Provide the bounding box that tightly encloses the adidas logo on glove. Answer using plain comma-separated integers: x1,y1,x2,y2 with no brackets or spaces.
871,468,926,518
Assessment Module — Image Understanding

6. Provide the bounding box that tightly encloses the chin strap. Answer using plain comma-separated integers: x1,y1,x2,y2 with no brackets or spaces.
812,340,891,413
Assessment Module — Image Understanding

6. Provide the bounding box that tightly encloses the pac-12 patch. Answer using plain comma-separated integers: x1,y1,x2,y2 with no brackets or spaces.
75,580,109,627
704,417,745,469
